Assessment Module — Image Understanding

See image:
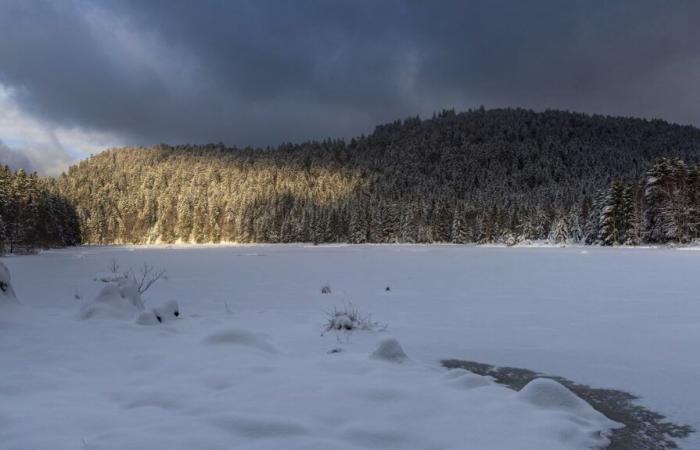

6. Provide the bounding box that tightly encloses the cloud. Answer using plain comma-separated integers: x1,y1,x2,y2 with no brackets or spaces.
0,0,700,174
0,83,123,175
0,139,36,173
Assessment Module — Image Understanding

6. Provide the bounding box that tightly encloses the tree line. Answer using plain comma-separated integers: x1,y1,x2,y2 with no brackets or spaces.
3,108,700,250
0,165,80,254
594,157,700,245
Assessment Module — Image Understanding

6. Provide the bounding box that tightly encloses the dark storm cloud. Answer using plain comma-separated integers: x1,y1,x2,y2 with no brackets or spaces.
1,0,699,150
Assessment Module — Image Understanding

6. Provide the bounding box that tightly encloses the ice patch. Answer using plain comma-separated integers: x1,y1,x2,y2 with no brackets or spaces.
370,338,408,363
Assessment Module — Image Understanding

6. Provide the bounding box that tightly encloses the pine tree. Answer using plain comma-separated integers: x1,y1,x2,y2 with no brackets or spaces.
643,158,671,243
549,217,569,244
598,181,625,246
450,206,467,244
567,207,583,244
620,184,641,245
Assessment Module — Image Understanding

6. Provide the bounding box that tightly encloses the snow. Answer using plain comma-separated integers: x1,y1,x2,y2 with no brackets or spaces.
518,378,614,422
136,300,180,325
1,244,699,449
92,271,128,283
202,329,279,353
514,378,621,448
370,338,409,363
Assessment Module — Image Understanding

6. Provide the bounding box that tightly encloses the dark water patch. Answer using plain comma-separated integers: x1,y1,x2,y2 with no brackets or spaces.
442,359,694,450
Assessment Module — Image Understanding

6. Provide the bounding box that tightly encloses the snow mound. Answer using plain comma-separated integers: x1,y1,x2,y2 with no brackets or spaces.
136,300,180,325
517,378,622,447
203,329,278,353
0,262,18,304
78,278,144,320
370,338,408,363
518,378,595,414
518,378,620,426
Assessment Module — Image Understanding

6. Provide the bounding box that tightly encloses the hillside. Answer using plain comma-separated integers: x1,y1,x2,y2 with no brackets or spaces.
52,108,700,245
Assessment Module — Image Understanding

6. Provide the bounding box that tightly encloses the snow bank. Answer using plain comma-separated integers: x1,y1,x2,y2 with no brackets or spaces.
78,278,144,320
0,262,18,303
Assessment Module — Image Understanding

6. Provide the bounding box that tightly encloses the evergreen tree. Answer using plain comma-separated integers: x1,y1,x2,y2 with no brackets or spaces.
549,217,569,244
598,181,625,246
620,184,641,245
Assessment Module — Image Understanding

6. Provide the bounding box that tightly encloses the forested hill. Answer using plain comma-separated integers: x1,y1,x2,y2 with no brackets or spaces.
52,108,700,246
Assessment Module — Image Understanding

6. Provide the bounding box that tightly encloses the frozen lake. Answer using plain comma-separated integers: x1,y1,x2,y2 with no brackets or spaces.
1,245,699,449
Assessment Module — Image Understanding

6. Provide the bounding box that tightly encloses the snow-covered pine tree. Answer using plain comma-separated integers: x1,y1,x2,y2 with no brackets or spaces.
620,184,641,245
450,205,468,244
598,181,625,246
642,158,671,243
567,207,584,244
549,216,569,244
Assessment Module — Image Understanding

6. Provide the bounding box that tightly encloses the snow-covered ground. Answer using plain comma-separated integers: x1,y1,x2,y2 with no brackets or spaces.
1,244,698,449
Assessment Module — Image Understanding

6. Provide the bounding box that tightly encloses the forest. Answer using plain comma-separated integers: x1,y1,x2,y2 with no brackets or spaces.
2,108,700,252
0,165,80,253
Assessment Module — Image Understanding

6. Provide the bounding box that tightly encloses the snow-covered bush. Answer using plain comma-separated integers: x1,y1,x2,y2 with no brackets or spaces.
78,277,144,320
136,300,180,325
0,262,18,303
323,303,386,334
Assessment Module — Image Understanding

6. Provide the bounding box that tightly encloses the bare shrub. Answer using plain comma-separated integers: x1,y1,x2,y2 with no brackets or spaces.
94,259,166,295
109,257,120,274
322,302,387,336
128,263,167,295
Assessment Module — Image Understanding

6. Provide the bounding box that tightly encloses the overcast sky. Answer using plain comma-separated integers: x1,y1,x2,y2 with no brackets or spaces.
1,0,699,174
